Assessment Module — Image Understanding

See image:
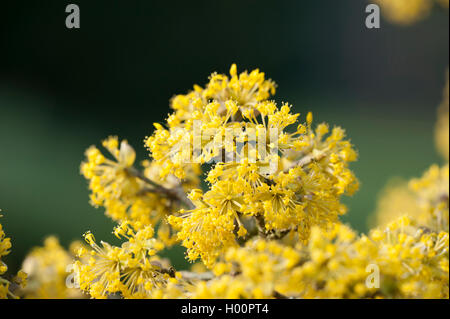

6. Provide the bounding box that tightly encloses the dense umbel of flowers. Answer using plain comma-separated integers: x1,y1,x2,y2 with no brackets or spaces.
73,222,182,298
295,217,448,298
80,136,200,245
186,218,448,298
0,213,27,299
373,164,449,231
20,237,85,299
66,65,449,299
374,0,448,25
4,65,447,299
148,64,358,267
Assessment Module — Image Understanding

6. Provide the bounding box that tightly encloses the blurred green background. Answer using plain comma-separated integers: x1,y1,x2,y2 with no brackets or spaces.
0,1,448,272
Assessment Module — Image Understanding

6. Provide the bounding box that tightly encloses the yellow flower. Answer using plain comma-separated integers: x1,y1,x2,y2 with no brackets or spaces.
291,218,448,298
154,65,359,266
190,238,301,299
372,161,448,232
73,64,448,299
371,178,423,228
375,0,433,25
409,164,449,232
81,137,199,245
0,212,26,299
74,223,175,298
20,237,83,299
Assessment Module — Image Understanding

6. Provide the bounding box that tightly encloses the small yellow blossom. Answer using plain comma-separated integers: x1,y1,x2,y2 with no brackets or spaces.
81,137,199,245
20,237,83,299
0,212,27,299
375,0,433,25
73,223,177,298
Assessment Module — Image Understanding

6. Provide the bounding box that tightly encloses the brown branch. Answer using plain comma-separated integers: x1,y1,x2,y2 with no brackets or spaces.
253,213,295,240
126,167,195,210
254,213,267,237
272,290,289,299
285,149,327,172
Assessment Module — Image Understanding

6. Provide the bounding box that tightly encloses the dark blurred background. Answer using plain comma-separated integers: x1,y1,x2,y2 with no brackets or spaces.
0,1,448,272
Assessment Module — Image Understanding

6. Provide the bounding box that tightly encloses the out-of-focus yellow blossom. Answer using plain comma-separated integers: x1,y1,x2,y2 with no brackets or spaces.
0,217,12,299
81,136,199,245
187,217,448,299
151,65,358,267
369,217,448,298
375,0,433,25
294,218,448,298
435,72,449,161
371,178,425,228
409,164,449,232
437,0,450,8
73,222,180,299
375,0,448,25
189,238,302,298
0,212,27,299
71,64,448,299
189,262,208,274
372,164,448,233
20,236,84,299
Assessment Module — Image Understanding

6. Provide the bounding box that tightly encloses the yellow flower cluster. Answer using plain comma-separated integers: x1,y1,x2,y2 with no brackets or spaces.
297,217,448,298
20,236,84,299
147,65,358,267
190,217,448,299
69,65,447,299
73,222,180,298
361,70,449,299
0,216,12,298
409,164,449,231
0,213,27,299
81,136,199,245
375,0,448,25
190,238,302,298
372,164,449,231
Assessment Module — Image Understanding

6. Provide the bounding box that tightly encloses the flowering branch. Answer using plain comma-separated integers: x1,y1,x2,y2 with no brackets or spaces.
126,167,195,210
285,148,328,172
254,213,296,240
